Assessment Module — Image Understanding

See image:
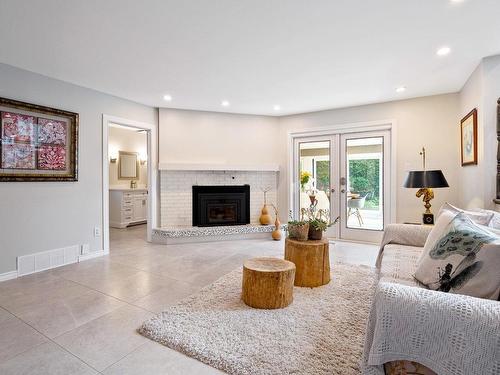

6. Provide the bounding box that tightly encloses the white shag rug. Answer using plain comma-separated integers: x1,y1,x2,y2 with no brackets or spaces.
139,262,377,375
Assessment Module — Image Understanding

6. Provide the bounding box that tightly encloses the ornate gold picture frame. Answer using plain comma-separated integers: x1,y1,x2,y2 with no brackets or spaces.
0,97,78,181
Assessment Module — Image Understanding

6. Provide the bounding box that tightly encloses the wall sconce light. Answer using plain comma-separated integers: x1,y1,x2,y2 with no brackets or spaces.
109,149,118,163
139,153,147,166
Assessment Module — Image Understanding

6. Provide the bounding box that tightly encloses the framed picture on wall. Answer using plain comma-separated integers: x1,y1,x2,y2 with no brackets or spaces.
460,108,478,166
0,97,78,181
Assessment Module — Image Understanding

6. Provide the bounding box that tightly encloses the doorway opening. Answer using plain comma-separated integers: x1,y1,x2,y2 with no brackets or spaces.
291,124,394,243
102,115,158,254
108,124,148,238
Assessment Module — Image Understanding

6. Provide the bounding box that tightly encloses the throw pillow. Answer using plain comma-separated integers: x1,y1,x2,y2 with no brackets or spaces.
416,209,456,265
415,212,500,300
437,202,494,226
478,208,500,230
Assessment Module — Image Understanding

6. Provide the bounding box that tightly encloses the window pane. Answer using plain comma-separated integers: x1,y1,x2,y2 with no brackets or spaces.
299,141,330,221
346,137,383,230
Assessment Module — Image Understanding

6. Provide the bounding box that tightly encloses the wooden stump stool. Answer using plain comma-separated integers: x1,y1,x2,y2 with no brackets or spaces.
242,257,295,309
284,238,330,287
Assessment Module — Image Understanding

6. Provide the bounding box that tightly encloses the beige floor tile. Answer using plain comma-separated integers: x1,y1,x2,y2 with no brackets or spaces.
0,277,91,316
103,341,223,375
331,240,378,266
54,304,153,371
132,279,201,313
16,289,125,338
0,342,97,375
95,271,178,303
0,308,47,364
51,259,141,289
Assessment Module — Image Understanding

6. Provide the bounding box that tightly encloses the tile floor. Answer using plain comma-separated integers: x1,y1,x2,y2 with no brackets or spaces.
0,225,378,374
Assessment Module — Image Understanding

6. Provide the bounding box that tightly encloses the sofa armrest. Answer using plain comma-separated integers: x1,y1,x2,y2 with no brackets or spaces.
375,224,432,268
364,282,500,375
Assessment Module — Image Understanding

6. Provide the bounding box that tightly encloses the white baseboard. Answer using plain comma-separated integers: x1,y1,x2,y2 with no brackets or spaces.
0,247,107,283
78,250,107,261
0,270,18,282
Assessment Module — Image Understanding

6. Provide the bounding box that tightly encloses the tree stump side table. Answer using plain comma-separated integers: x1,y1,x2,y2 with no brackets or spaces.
242,257,296,309
284,238,330,287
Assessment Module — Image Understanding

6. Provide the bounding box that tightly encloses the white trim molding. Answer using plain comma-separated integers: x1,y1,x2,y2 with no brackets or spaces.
78,250,107,262
159,163,280,172
102,114,158,251
0,270,18,282
287,119,395,138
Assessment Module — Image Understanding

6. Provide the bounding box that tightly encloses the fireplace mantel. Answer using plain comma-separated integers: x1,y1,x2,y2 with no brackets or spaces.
158,163,279,172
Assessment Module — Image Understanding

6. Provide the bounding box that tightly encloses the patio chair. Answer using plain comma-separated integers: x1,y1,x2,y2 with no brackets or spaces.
347,194,367,226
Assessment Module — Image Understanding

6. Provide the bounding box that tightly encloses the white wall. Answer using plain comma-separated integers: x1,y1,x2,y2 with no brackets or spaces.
458,55,500,209
277,94,461,224
481,56,500,208
458,63,485,208
0,63,157,274
158,108,280,166
108,126,147,189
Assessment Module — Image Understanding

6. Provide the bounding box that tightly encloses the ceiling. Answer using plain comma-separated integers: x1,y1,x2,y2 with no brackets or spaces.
1,0,499,116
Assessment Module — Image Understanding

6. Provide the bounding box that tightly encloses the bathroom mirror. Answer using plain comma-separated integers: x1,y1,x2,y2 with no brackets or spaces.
118,151,139,179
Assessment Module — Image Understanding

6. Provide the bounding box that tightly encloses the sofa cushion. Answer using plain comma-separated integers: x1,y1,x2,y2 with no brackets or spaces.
379,244,423,287
415,212,500,300
437,202,494,226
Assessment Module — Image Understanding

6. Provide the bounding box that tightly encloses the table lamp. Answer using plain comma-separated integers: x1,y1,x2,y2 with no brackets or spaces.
403,147,449,224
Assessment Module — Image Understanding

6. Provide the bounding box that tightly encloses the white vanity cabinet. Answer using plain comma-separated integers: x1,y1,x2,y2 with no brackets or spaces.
109,189,148,228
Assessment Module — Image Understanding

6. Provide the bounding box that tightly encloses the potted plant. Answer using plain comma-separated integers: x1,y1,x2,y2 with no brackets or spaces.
308,216,340,240
287,212,309,241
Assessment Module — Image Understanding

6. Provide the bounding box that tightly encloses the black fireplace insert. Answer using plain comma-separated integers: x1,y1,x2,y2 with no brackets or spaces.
192,185,250,227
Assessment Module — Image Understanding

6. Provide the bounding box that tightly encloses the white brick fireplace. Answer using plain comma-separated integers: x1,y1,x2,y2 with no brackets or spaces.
160,169,279,227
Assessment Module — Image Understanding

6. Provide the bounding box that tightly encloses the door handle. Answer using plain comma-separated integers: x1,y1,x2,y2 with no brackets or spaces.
341,189,346,193
331,188,335,193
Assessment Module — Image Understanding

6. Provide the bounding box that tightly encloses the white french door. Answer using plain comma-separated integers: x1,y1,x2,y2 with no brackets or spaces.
292,129,391,243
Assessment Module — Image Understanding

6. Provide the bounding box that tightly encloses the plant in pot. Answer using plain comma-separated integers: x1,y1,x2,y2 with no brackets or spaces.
287,211,309,241
308,215,340,240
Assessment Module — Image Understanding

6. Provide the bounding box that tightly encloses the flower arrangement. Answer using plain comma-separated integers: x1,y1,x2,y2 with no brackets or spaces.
300,171,312,191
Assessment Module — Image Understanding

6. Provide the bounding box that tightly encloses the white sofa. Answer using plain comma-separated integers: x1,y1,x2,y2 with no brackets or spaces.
362,223,500,375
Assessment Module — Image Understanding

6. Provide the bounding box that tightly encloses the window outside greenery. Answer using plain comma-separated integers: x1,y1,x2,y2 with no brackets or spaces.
316,160,330,193
348,159,380,209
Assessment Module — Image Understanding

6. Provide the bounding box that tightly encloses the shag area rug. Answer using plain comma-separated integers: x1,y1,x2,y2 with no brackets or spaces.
139,262,377,375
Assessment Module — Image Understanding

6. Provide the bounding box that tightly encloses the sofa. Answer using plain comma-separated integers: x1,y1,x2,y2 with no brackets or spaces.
362,223,500,375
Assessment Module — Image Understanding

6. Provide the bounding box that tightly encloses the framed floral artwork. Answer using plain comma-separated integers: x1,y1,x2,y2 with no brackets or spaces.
460,108,477,166
0,97,78,181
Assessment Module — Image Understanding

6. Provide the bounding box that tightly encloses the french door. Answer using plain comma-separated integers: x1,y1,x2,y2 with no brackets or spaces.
292,130,391,243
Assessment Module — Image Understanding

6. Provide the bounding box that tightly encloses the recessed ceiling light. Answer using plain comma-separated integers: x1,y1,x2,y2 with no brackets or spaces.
221,100,230,107
436,46,451,56
273,105,281,111
395,86,406,93
163,94,172,101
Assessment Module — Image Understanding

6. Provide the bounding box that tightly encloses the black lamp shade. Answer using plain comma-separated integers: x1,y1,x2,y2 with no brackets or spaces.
403,170,449,188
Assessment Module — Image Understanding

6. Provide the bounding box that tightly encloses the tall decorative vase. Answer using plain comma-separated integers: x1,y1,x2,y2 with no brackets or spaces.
259,190,272,225
272,216,282,240
259,204,272,225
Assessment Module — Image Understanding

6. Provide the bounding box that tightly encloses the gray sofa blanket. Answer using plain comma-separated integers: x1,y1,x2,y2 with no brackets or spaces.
363,224,500,375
